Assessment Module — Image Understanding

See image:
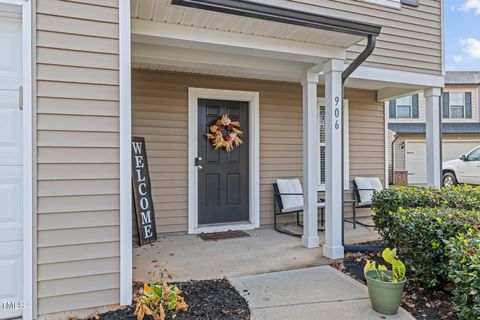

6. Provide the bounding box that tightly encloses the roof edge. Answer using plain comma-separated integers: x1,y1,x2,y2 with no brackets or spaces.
171,0,382,37
389,122,480,134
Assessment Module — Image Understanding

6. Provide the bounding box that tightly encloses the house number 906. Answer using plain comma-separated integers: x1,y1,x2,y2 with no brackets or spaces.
334,96,340,130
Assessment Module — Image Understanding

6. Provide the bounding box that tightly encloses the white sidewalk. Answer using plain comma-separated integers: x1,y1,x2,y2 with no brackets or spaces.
229,266,415,320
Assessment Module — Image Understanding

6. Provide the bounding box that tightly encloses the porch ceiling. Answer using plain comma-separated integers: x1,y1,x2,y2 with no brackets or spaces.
131,0,365,49
130,0,364,84
131,42,315,82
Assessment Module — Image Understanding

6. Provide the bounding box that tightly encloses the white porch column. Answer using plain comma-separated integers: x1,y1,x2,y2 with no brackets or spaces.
425,87,442,188
301,71,320,248
324,59,345,259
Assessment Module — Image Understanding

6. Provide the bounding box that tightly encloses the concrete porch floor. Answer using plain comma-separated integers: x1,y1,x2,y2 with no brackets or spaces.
133,221,378,282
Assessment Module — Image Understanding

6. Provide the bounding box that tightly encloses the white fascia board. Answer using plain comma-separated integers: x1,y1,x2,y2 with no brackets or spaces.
131,19,346,63
350,65,445,89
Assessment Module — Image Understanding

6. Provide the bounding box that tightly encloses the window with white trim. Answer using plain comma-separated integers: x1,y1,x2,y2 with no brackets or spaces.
395,96,412,118
317,98,349,191
449,92,465,119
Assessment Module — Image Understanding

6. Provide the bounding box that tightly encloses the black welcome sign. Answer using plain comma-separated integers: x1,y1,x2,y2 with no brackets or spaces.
132,136,157,245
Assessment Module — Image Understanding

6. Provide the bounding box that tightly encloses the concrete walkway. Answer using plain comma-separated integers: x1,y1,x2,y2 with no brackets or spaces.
230,266,414,320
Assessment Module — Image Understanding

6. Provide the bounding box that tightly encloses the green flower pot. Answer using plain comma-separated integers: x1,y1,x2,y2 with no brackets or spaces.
365,270,406,315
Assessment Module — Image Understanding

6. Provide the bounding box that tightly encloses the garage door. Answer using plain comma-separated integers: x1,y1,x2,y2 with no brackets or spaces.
0,5,23,319
406,140,480,185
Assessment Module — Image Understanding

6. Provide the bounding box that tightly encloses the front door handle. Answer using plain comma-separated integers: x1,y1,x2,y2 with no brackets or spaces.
195,157,203,169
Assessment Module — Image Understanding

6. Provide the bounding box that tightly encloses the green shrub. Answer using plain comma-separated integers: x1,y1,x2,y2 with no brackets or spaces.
440,185,480,210
371,186,434,244
391,207,479,286
445,230,480,320
372,185,480,245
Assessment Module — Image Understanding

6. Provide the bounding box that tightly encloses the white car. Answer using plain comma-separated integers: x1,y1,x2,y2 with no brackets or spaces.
443,146,480,187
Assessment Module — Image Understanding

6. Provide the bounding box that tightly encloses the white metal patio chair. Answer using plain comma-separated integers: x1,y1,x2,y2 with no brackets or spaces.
351,176,383,227
273,178,325,236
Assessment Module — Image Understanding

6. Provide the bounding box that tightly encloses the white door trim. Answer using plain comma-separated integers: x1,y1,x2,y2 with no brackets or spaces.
119,0,132,306
188,88,260,234
0,0,34,318
21,2,33,318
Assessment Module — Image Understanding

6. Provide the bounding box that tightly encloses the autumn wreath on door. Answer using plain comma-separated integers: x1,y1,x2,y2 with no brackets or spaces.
206,114,243,152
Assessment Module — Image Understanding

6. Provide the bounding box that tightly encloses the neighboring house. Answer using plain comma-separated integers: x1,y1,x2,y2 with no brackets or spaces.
388,71,480,185
0,0,444,319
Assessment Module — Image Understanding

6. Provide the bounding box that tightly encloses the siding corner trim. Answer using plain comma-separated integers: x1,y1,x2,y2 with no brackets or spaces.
119,0,132,307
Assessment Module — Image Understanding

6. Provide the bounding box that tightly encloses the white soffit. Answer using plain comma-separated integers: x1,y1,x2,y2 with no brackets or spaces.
131,0,364,49
132,43,314,82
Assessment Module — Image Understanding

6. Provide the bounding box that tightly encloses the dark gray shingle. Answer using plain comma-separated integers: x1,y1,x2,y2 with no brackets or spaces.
445,71,480,85
389,122,480,134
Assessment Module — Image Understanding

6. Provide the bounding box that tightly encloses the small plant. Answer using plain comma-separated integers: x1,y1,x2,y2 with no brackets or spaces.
364,248,407,315
364,248,406,283
135,282,188,320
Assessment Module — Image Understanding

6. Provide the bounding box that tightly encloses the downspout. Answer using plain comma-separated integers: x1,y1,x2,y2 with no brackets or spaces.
340,35,377,249
391,134,399,185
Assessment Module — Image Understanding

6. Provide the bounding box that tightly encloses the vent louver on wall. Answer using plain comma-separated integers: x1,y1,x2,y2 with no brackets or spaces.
401,0,420,6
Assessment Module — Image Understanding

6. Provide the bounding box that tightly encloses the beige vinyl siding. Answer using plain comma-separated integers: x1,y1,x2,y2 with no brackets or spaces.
340,87,386,218
132,70,385,233
389,85,479,123
294,0,442,75
35,0,120,316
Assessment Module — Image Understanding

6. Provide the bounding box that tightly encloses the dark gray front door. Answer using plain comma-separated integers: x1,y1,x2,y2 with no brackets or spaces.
197,99,249,225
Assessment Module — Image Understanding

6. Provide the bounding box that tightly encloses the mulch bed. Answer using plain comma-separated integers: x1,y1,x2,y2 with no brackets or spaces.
85,279,249,320
331,250,455,320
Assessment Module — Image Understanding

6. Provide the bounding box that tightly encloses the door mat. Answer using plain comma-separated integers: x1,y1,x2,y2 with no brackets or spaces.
198,230,250,241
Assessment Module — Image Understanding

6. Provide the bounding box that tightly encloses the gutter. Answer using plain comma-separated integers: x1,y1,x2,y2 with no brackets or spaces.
171,0,382,37
391,134,399,185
